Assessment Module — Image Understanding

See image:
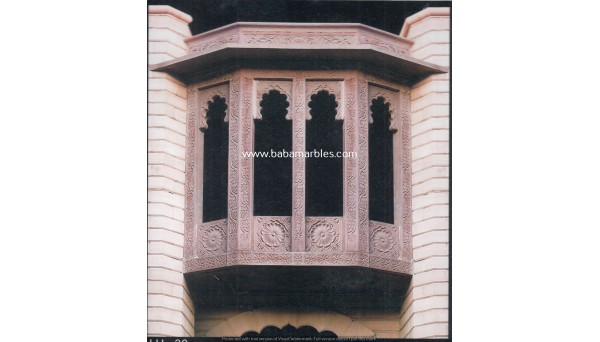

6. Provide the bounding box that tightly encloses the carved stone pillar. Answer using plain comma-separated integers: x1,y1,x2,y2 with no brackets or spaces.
291,77,306,252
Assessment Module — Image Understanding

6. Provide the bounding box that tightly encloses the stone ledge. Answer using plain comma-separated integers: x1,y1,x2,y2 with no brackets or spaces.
149,5,193,24
400,7,450,38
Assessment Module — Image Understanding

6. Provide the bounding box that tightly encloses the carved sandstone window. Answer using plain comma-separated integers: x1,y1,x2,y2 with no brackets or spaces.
202,95,229,222
306,90,343,216
369,96,395,224
254,90,292,216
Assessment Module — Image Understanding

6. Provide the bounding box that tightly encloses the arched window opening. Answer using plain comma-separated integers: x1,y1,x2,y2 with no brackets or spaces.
202,95,229,222
242,324,338,338
306,90,343,217
369,96,394,224
254,90,292,216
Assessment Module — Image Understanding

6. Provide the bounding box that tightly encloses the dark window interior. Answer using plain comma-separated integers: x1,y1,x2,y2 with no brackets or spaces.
242,324,337,338
254,90,292,216
306,90,343,217
202,95,229,222
369,96,394,224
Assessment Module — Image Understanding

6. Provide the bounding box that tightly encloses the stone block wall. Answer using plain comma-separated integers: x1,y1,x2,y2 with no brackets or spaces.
398,7,450,339
148,5,195,337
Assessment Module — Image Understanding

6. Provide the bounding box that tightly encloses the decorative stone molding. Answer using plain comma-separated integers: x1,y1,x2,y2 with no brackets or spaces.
148,5,193,24
368,83,399,132
399,7,451,38
305,80,344,120
254,80,293,120
197,219,228,255
185,23,413,58
197,82,230,131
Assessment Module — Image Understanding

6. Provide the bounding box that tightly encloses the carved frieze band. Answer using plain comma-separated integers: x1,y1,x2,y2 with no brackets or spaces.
227,252,369,267
197,83,230,131
292,78,306,252
254,80,293,120
185,255,227,273
358,35,409,56
368,83,399,132
186,28,411,59
305,80,344,120
190,34,239,54
254,216,291,252
305,217,342,252
238,74,254,251
242,32,356,46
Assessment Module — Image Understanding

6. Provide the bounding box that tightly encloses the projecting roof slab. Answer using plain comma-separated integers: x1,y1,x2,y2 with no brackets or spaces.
149,22,448,84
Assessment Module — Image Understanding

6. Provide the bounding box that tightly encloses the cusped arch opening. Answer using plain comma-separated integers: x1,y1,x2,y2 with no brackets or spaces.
205,308,374,338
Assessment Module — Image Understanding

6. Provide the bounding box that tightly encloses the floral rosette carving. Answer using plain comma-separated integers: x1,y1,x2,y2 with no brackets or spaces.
307,220,340,251
201,226,226,252
256,217,290,251
371,226,397,254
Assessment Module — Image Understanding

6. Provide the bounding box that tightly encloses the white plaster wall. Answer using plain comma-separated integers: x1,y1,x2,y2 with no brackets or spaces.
148,5,195,337
398,7,450,339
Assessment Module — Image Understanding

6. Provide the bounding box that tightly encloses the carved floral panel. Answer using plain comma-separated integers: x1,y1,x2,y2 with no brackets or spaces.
368,221,400,259
305,217,342,252
254,216,292,252
196,218,228,256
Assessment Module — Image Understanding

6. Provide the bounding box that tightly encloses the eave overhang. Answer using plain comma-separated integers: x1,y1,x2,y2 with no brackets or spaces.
149,22,448,84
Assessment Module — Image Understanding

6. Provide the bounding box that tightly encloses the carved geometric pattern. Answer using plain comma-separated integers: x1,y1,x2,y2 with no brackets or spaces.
254,216,291,252
305,80,344,120
368,83,399,132
197,219,228,255
197,83,230,131
306,217,342,252
254,80,293,120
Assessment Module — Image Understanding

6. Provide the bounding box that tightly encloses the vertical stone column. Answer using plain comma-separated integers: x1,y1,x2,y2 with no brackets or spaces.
148,5,195,337
398,7,450,339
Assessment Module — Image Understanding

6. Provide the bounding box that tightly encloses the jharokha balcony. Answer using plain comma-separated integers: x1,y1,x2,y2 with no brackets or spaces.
150,22,447,310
